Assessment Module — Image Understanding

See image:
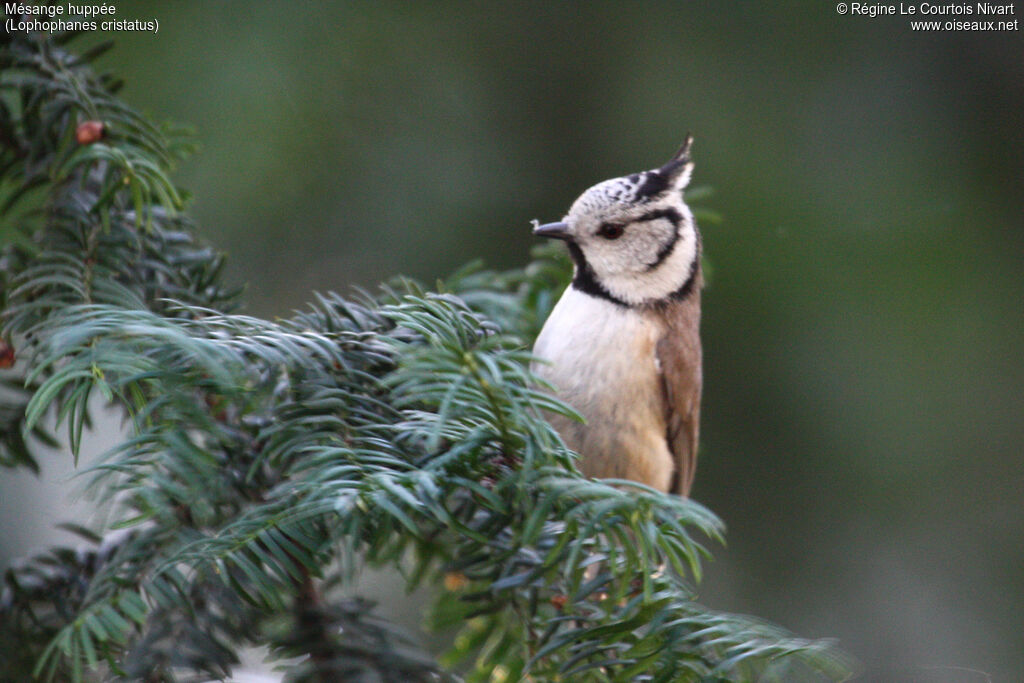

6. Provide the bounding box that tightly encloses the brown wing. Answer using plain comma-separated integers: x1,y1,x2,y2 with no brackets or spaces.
656,291,703,497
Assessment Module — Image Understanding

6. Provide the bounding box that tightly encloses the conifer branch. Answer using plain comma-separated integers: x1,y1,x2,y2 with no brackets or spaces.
0,27,852,682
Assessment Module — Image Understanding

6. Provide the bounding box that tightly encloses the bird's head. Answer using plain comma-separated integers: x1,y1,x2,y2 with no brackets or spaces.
534,137,699,307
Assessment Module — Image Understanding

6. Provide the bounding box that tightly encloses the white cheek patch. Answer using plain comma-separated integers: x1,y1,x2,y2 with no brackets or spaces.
599,213,698,305
602,237,697,305
585,217,672,273
637,219,677,269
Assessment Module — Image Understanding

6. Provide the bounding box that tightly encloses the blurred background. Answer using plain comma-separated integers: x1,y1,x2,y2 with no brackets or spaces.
2,2,1021,680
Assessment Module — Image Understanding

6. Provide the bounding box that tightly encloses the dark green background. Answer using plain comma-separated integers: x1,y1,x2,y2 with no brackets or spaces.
4,2,1022,680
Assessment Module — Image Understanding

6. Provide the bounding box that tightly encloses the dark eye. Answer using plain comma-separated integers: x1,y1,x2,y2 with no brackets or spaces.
597,222,625,240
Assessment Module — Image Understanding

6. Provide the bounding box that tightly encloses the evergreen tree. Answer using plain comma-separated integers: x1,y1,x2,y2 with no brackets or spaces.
0,27,851,682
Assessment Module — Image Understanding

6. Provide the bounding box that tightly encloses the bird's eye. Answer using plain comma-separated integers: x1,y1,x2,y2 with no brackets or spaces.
597,222,625,240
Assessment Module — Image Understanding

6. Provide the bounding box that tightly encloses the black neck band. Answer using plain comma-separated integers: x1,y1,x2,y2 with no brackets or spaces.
566,234,700,309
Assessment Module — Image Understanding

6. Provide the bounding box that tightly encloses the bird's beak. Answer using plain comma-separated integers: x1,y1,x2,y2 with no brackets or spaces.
532,221,572,241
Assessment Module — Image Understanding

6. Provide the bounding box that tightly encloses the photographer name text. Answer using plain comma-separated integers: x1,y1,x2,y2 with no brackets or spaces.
836,2,1017,30
847,2,1012,15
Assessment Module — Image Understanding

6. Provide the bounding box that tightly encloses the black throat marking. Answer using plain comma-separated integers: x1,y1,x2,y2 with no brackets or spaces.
566,241,626,306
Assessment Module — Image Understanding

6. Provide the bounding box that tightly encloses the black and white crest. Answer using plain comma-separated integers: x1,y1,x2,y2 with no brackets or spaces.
633,137,695,200
534,138,700,308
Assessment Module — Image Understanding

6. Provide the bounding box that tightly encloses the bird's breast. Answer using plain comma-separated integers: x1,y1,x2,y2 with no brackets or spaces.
532,287,671,485
533,288,661,391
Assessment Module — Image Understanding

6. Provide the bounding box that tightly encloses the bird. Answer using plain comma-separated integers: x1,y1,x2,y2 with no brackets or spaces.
531,137,703,496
